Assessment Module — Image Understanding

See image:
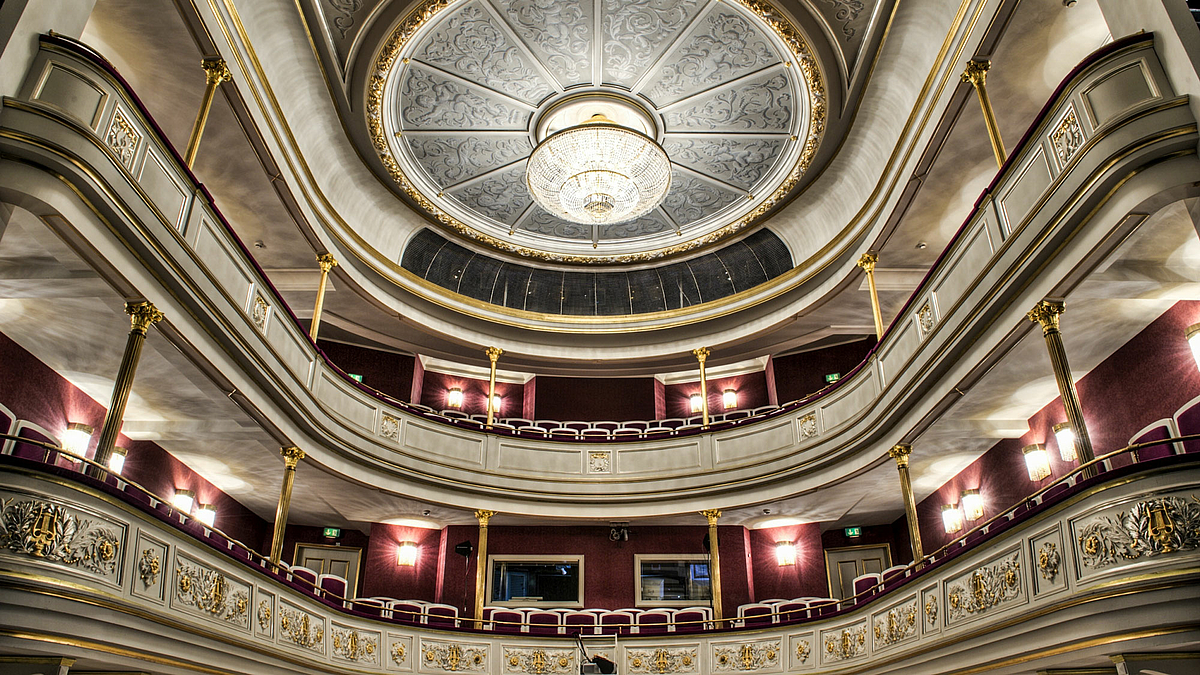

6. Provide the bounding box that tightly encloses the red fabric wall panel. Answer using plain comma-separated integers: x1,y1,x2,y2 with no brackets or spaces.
531,376,657,421
361,523,442,600
664,371,769,418
419,370,524,417
770,339,877,405
316,340,415,402
747,524,826,601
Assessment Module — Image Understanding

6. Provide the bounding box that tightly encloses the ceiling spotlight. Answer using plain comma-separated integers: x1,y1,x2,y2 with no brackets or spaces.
915,241,927,249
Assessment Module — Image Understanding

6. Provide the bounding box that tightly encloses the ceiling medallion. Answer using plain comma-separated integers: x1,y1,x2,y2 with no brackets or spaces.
367,0,827,264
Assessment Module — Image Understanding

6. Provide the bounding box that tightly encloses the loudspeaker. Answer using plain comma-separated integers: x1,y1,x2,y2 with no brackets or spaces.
703,533,710,552
455,541,473,557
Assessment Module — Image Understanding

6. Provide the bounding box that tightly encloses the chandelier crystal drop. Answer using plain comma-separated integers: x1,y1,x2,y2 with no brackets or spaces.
526,114,671,225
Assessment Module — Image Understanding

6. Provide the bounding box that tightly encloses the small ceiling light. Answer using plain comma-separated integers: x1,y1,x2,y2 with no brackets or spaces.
960,489,985,521
722,389,738,409
689,393,704,413
1023,442,1052,482
490,394,502,414
447,388,463,408
172,489,195,513
397,541,419,566
1053,422,1077,462
942,504,963,534
62,422,94,457
195,503,217,527
526,98,671,225
109,446,127,475
1187,324,1200,368
775,541,796,566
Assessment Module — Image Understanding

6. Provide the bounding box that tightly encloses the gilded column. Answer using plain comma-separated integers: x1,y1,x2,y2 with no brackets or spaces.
693,347,711,426
94,301,164,473
961,60,1007,169
857,252,884,339
485,347,503,426
309,253,338,341
269,446,306,564
473,509,495,628
888,444,924,562
1027,300,1095,476
700,509,723,623
184,57,232,167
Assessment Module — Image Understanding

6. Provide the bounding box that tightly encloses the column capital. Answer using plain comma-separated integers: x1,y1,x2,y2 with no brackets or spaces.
700,509,721,525
888,443,912,467
960,59,990,88
126,301,164,334
316,253,338,272
201,57,232,85
474,509,496,526
857,251,878,272
692,347,710,363
1027,299,1065,335
280,446,306,468
485,347,503,362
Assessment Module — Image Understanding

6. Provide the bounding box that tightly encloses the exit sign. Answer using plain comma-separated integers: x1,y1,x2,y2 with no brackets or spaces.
844,527,862,538
825,373,841,383
348,373,364,383
323,527,341,538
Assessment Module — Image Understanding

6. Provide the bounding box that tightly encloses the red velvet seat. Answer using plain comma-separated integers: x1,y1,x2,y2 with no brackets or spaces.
672,607,709,632
526,610,562,635
563,610,598,635
1130,420,1178,461
598,610,636,635
1174,396,1200,453
636,609,672,634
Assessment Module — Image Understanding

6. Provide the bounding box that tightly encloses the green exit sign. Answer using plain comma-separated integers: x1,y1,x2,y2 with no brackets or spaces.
844,526,862,538
322,527,341,538
348,374,364,383
825,373,841,383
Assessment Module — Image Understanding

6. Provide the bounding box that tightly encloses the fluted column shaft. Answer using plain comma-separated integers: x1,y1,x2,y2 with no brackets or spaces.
694,347,711,426
485,347,503,426
94,301,163,472
858,252,884,339
889,444,924,562
962,60,1007,169
473,509,495,627
701,509,723,622
309,254,337,341
1028,300,1095,477
269,446,306,564
184,58,231,167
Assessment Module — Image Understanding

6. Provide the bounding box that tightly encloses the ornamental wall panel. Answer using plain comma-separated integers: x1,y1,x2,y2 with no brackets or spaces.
192,218,255,320
316,372,379,432
332,621,382,666
624,643,700,674
278,597,327,655
1069,487,1200,584
418,637,488,673
137,150,188,228
870,593,919,652
878,318,919,389
500,645,576,674
787,632,815,671
920,583,940,635
266,316,315,385
819,370,876,431
998,148,1051,235
818,619,868,665
943,545,1026,628
0,488,126,587
713,418,795,467
496,442,583,475
1029,524,1068,598
616,440,704,474
170,551,252,632
1081,60,1159,128
31,61,107,129
404,421,487,468
709,636,782,673
255,588,276,640
930,218,996,318
130,530,167,603
387,633,414,671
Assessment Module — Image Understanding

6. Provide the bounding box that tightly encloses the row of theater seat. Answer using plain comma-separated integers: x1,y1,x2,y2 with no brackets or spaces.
479,606,714,635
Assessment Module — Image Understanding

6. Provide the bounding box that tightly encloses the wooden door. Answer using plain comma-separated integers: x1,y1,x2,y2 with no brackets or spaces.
824,544,891,599
294,544,362,594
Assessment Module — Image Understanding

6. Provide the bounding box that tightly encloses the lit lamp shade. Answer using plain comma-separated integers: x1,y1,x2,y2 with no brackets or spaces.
1023,443,1052,481
172,489,195,513
109,446,127,475
195,503,217,527
397,541,419,566
722,389,738,409
960,489,984,521
942,504,964,534
775,541,796,566
62,422,94,456
689,393,704,413
447,388,463,408
1053,422,1077,462
490,394,502,414
1187,323,1200,368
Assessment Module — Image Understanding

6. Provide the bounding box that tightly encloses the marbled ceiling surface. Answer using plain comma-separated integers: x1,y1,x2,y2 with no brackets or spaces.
371,0,824,261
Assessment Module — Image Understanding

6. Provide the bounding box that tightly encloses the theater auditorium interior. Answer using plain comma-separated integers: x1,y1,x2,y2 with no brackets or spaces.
0,0,1199,673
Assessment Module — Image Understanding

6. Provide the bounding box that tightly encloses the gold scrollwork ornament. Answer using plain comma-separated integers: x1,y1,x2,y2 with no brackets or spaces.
138,548,160,587
0,498,121,574
1037,542,1061,581
795,640,810,663
1077,494,1199,568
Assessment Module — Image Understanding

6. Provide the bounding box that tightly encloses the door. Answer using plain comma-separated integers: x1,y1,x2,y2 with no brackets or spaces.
294,543,362,594
824,545,891,599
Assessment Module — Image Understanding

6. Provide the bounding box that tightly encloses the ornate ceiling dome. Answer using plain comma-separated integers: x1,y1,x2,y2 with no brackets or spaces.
367,0,826,264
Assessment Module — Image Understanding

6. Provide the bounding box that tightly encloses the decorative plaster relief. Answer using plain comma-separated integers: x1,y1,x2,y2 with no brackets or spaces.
917,302,934,335
588,451,612,473
106,107,140,170
256,589,275,639
500,0,593,87
872,599,917,648
406,134,531,189
821,623,867,662
789,635,812,669
332,623,380,665
502,647,575,674
646,7,781,105
400,67,530,130
173,554,250,629
662,70,792,132
1075,494,1200,570
712,638,780,671
279,600,326,653
946,550,1022,623
251,294,269,332
0,493,124,582
132,532,166,601
421,639,488,671
603,0,705,87
1051,106,1084,167
389,633,414,671
798,413,817,439
661,170,742,226
626,646,699,674
380,413,401,441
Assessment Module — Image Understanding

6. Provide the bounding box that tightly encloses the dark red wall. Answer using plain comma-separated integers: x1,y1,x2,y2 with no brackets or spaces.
914,300,1200,552
664,372,770,419
419,370,524,418
0,332,269,549
361,523,443,601
530,377,658,421
317,340,415,402
748,524,825,601
279,525,371,595
771,339,877,405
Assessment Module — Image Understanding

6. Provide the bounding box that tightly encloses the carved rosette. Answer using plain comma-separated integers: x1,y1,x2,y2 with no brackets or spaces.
332,625,378,663
380,413,400,441
106,108,140,170
257,600,271,631
251,295,269,331
924,596,938,627
873,601,917,648
1077,494,1200,569
947,552,1021,621
798,413,817,439
423,642,487,672
1037,542,1061,581
589,451,612,473
823,625,867,661
627,647,698,674
1051,107,1084,166
917,303,934,334
174,560,250,628
503,647,574,674
0,497,122,577
391,640,408,666
138,548,160,587
713,640,779,671
279,604,325,652
794,639,810,664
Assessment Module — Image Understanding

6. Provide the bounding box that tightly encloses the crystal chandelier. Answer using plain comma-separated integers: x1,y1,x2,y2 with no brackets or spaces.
526,112,671,225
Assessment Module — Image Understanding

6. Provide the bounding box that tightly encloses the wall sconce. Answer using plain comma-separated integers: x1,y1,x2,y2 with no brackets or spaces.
195,503,217,527
689,393,703,413
1187,323,1200,368
1053,422,1077,462
172,489,195,513
397,541,419,566
490,394,502,413
62,422,94,456
109,446,127,475
960,489,984,521
775,541,796,566
447,388,463,408
942,504,963,534
722,389,738,409
1023,443,1052,481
